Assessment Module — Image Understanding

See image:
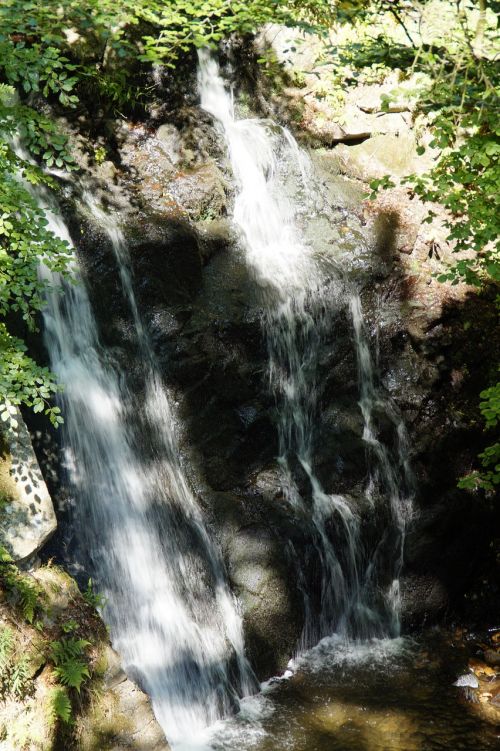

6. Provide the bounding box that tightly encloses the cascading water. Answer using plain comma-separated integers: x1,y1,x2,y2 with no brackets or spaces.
198,51,413,646
349,293,414,634
82,189,256,694
35,185,255,748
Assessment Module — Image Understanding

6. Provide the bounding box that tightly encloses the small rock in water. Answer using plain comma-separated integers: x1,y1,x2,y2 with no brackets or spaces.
469,657,497,677
479,693,492,703
484,649,500,668
453,673,479,688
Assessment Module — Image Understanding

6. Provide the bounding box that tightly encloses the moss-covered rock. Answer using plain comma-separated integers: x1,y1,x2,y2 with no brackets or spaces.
0,561,169,751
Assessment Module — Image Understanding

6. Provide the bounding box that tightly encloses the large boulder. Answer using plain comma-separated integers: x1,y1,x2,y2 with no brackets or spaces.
0,408,56,563
333,133,425,182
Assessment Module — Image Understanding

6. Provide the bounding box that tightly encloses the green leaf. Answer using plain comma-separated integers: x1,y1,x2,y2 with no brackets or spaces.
49,687,72,724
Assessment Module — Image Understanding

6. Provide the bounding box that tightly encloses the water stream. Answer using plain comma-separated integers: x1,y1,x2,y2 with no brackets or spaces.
205,631,500,751
198,51,412,646
36,187,255,749
195,55,494,751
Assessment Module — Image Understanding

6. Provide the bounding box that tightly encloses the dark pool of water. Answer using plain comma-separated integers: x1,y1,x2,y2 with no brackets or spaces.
209,631,499,751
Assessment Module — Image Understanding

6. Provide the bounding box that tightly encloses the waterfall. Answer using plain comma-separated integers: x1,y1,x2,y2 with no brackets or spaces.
15,46,417,748
35,185,255,748
198,51,413,645
349,293,414,634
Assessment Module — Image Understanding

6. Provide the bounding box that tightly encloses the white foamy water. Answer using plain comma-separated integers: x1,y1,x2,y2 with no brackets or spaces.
31,179,255,749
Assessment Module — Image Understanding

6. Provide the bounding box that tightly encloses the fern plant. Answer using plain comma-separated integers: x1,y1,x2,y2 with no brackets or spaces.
50,638,91,693
9,655,30,699
7,573,40,623
47,686,72,726
0,548,43,623
0,626,31,700
0,625,13,666
0,625,14,699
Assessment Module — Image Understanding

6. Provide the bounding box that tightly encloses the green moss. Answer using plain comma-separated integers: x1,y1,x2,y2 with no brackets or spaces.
0,559,111,749
76,686,134,751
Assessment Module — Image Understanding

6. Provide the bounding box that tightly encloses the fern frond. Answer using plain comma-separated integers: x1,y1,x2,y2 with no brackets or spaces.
50,638,91,663
0,625,14,698
53,660,90,693
0,626,14,668
10,656,30,699
47,686,72,726
0,551,42,623
13,576,39,623
50,638,91,692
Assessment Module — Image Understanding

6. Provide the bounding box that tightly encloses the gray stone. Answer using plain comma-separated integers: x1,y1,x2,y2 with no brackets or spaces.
400,573,449,628
225,522,303,678
330,107,410,142
103,647,170,751
0,408,56,563
169,161,228,219
334,133,421,181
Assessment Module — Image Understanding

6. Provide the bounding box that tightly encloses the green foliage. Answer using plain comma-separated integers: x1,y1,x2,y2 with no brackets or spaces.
0,625,31,701
0,19,76,425
82,577,106,610
9,654,30,698
408,105,499,289
50,637,91,693
0,556,101,739
1,0,332,69
479,382,500,429
0,41,79,106
48,686,72,726
369,175,396,198
61,619,80,634
0,547,43,623
0,625,14,678
135,0,332,66
459,380,500,491
93,146,107,165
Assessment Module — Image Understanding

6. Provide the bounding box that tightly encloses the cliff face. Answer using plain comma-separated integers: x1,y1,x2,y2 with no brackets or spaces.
20,37,498,682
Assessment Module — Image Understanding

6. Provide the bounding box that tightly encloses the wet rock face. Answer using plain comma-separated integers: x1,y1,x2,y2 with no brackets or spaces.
48,154,497,675
58,201,308,677
207,490,306,677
